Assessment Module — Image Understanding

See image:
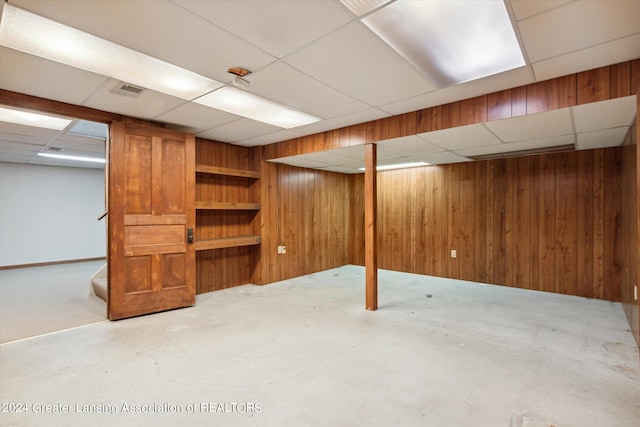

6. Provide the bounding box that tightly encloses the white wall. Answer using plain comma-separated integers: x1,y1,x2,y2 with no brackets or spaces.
0,162,106,267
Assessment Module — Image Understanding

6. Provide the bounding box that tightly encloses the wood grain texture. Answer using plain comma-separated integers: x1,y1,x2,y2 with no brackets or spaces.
357,148,623,300
195,139,260,293
263,61,635,161
108,124,195,320
259,162,352,286
620,117,639,347
364,143,378,310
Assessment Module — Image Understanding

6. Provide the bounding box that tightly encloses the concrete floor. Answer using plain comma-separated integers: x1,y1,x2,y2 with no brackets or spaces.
1,265,638,427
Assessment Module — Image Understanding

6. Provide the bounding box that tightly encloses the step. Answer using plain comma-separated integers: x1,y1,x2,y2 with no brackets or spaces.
92,278,107,302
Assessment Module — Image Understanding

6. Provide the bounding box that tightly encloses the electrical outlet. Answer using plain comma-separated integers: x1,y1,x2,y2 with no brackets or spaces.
451,249,457,258
277,245,287,255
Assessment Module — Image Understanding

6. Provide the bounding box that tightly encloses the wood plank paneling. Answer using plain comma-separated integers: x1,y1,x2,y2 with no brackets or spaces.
488,90,512,122
537,154,556,293
557,75,577,109
365,148,623,300
349,174,365,266
577,66,610,104
603,148,622,302
554,152,578,296
459,96,487,126
259,162,352,285
577,151,594,297
491,159,507,286
620,120,639,348
263,61,636,162
527,80,558,114
195,139,259,293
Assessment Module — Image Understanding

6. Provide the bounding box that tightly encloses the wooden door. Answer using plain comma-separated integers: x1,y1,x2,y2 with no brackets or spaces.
107,122,195,320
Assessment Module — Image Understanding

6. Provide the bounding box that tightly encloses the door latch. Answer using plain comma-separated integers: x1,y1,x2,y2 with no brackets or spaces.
187,227,194,244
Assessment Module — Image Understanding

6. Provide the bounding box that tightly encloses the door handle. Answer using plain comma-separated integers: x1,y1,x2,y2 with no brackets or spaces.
187,227,194,244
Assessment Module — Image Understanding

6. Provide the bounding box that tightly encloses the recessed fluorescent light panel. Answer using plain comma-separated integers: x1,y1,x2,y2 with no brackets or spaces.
0,107,72,130
0,3,223,100
37,152,106,164
194,86,321,129
359,161,430,171
362,0,525,87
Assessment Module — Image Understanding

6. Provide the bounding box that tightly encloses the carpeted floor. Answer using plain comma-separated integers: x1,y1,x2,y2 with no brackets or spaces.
0,260,107,343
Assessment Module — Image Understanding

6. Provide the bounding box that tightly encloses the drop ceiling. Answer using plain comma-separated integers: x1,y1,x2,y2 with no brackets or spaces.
272,96,636,173
0,0,638,170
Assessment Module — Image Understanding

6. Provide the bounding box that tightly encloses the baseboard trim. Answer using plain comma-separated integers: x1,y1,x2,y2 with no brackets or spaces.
0,257,106,270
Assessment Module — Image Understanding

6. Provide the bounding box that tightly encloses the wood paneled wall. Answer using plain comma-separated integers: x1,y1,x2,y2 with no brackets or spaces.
195,139,260,293
621,120,639,346
259,159,352,284
264,61,639,160
350,148,623,301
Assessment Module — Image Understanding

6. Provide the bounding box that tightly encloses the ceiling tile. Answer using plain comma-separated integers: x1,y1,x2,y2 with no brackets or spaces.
509,0,571,21
196,118,281,143
301,150,360,165
173,0,353,59
573,96,636,133
285,21,437,106
325,146,365,161
317,166,361,174
0,151,35,161
272,155,331,169
28,157,104,169
576,127,629,150
419,124,502,151
154,102,240,134
0,48,108,105
376,150,412,161
485,108,573,142
50,135,105,155
11,0,276,84
247,62,369,119
0,122,60,142
0,140,45,153
381,66,534,114
455,134,575,157
377,135,444,155
235,129,301,147
289,108,390,138
83,79,186,120
414,151,472,165
531,34,640,82
517,0,640,62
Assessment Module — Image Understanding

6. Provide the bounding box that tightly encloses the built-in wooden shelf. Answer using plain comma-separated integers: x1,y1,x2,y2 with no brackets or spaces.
196,201,261,210
196,164,261,179
195,235,261,251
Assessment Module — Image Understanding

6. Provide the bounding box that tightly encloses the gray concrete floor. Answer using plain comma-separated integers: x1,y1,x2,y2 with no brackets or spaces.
1,265,638,426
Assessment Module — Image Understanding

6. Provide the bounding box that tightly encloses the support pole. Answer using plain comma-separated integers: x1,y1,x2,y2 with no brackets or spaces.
364,143,378,310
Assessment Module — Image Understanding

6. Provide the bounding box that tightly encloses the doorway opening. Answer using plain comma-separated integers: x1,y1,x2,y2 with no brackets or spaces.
0,106,109,342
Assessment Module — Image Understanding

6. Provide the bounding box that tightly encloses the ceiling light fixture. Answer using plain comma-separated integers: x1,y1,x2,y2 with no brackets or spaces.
37,152,106,164
0,106,72,130
362,0,525,87
194,86,321,129
228,67,251,90
0,3,224,100
359,161,430,171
